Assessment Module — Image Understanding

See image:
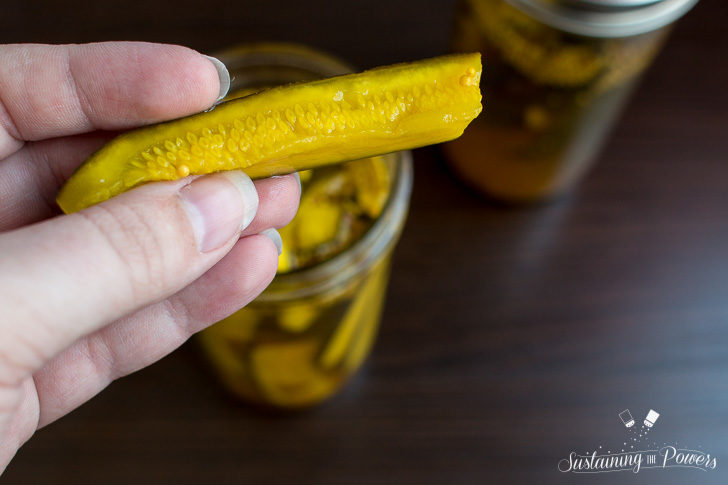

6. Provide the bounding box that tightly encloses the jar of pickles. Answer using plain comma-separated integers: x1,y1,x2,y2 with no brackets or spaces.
446,0,699,203
197,44,413,409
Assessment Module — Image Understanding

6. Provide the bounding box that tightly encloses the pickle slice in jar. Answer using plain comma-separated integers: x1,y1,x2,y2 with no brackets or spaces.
347,156,391,218
251,339,339,407
277,302,320,333
344,310,381,372
318,259,389,370
318,296,364,370
295,194,344,250
343,264,390,371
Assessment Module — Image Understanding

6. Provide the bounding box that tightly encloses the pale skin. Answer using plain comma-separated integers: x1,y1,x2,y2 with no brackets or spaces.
0,42,301,472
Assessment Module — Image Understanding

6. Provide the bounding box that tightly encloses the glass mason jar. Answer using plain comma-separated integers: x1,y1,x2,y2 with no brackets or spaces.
445,0,699,203
197,44,414,409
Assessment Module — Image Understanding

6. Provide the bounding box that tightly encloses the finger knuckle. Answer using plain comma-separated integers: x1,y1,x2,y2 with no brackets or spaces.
82,333,117,384
79,201,172,304
162,296,196,338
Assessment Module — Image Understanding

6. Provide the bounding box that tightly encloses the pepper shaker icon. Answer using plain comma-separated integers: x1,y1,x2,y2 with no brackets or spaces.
644,409,660,428
619,409,635,428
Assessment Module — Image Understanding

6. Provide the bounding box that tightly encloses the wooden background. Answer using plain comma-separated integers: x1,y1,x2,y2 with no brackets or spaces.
2,0,728,483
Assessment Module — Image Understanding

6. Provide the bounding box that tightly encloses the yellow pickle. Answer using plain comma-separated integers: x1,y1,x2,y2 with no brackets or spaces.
445,0,698,203
197,44,413,409
56,48,480,213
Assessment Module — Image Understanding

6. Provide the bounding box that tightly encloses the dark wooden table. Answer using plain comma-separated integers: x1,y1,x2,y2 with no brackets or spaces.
2,1,728,484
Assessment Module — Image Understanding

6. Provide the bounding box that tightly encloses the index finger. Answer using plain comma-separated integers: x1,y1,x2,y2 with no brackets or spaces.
0,42,225,158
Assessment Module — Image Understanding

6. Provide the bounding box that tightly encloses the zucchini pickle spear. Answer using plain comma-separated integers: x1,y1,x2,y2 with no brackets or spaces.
57,53,482,213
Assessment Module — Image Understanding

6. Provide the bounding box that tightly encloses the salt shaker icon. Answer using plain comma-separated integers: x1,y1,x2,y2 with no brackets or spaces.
619,409,635,428
644,409,660,428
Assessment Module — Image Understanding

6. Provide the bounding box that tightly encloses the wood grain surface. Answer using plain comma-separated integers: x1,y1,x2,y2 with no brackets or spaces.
1,0,727,483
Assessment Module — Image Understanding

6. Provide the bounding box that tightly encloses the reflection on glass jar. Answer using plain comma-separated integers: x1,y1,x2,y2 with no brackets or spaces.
445,0,698,203
197,44,413,409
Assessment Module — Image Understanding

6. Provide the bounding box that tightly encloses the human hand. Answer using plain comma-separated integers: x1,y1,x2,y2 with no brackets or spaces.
0,42,300,471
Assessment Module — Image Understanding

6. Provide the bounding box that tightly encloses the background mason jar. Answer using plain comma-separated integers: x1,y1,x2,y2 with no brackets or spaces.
197,44,414,409
445,0,699,203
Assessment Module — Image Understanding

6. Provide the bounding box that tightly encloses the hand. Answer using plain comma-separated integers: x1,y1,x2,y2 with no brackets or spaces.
0,42,300,471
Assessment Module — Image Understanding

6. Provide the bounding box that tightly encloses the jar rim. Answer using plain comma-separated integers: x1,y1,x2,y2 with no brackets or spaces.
212,43,414,302
505,0,699,37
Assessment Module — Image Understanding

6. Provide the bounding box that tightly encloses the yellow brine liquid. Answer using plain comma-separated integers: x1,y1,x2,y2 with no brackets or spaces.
445,0,668,203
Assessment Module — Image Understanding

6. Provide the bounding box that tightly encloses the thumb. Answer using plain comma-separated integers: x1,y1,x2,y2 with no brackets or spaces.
0,171,258,385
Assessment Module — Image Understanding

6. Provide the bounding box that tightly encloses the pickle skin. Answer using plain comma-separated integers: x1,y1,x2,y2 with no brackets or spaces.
57,53,482,213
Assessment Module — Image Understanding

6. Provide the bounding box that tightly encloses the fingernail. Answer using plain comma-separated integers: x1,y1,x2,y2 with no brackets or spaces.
260,228,283,255
180,171,258,252
203,55,230,103
272,172,302,191
293,171,302,191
